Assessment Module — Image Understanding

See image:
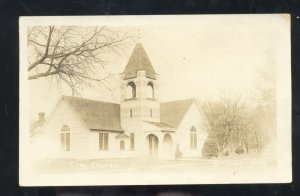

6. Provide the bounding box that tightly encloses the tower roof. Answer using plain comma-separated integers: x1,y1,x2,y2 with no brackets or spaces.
123,43,156,79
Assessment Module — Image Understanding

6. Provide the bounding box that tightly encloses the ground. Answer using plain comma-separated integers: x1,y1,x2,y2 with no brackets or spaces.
32,153,276,175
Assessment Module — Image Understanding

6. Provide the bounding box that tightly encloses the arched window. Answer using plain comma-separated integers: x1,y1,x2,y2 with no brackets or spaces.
120,140,125,150
190,126,197,150
146,81,154,99
60,125,70,151
126,81,136,99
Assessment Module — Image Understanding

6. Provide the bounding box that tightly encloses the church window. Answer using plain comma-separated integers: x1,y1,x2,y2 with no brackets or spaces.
126,81,136,99
146,81,154,99
190,126,197,150
120,140,125,150
99,132,109,151
60,125,70,151
130,133,134,150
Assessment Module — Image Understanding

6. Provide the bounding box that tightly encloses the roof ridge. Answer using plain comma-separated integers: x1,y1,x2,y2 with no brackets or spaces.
160,98,196,104
62,95,120,105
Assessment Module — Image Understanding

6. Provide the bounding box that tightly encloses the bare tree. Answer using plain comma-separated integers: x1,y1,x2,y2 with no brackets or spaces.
28,26,135,94
202,69,277,158
202,96,254,157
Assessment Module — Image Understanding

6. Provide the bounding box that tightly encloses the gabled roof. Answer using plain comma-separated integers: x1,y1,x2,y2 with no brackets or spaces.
56,97,205,133
63,96,123,132
160,99,198,128
115,132,129,139
123,43,156,79
144,120,175,131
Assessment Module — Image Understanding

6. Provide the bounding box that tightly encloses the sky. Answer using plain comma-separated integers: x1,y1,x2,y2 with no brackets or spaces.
27,15,290,122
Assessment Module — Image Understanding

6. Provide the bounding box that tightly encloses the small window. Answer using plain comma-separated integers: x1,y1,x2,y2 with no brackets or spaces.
99,133,109,151
130,108,133,118
130,133,134,150
190,126,197,150
150,109,153,117
120,140,125,150
60,125,70,151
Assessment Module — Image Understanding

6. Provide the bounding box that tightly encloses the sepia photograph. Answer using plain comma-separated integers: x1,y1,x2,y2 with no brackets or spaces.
19,14,291,186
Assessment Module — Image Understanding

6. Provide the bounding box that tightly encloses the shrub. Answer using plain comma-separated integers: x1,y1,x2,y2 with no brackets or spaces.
224,151,229,156
235,146,245,154
175,145,182,160
202,140,219,158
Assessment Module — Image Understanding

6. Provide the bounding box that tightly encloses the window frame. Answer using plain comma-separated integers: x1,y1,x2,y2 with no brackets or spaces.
99,132,109,151
190,126,197,150
130,133,134,150
120,140,125,150
60,125,70,151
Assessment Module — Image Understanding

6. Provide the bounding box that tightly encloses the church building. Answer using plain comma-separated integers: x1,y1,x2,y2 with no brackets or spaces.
31,43,209,159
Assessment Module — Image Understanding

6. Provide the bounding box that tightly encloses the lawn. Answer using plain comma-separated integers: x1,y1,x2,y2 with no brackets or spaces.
31,154,276,175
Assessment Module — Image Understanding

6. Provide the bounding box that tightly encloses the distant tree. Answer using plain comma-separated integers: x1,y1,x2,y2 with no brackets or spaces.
250,70,277,152
27,26,135,94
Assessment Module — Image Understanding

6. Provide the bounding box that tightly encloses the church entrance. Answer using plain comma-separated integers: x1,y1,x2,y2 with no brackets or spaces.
147,134,158,156
162,133,172,158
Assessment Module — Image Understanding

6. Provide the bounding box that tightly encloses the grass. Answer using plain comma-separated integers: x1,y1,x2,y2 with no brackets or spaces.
31,153,275,175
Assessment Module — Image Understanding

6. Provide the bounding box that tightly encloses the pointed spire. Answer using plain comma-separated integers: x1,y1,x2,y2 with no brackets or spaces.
123,43,156,79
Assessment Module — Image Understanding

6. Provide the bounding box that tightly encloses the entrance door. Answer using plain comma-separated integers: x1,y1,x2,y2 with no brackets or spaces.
148,134,158,156
163,133,172,158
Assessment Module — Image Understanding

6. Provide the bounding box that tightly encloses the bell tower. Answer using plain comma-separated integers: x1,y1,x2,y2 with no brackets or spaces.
120,43,160,129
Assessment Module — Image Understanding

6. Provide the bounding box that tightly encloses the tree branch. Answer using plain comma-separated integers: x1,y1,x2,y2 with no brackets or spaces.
28,26,54,71
28,70,58,80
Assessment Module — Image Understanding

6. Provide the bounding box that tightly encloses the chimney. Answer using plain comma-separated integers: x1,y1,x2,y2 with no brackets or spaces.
38,112,45,122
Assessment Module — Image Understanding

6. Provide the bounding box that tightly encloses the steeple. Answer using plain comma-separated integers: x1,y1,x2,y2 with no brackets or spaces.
120,42,160,127
123,43,156,80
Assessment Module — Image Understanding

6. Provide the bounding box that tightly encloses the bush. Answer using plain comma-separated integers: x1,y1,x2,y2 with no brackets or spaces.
224,151,229,156
202,140,219,158
235,146,245,154
175,145,182,160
